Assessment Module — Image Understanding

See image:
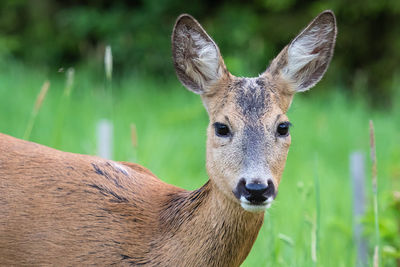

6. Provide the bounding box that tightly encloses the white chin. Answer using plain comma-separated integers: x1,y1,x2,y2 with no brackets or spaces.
240,202,271,213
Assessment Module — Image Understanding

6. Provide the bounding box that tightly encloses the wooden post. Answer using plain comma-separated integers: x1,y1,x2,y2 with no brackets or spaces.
97,119,113,160
350,152,367,267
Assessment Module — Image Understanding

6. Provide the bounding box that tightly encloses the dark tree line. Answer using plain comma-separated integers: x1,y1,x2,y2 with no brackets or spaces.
0,0,399,105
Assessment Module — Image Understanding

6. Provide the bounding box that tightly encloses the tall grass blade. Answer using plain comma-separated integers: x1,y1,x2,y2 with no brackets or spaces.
312,154,320,266
23,80,50,140
104,45,113,118
130,123,138,148
369,120,380,267
65,68,74,97
311,217,317,265
52,68,74,148
277,233,294,247
105,45,113,83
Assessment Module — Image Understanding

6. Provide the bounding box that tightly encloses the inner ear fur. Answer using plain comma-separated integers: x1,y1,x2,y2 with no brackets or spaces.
172,14,227,95
265,10,337,93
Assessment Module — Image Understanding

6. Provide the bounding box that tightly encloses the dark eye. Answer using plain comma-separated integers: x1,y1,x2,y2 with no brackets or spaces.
213,122,231,137
277,122,291,137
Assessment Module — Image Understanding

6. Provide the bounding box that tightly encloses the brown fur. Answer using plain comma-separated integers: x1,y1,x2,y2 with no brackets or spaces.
0,11,336,266
0,134,261,266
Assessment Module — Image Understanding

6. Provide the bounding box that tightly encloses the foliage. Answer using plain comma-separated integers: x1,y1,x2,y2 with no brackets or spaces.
0,63,399,266
0,0,399,105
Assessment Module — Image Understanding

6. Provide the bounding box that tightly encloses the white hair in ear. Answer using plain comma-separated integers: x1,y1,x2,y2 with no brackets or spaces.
172,15,226,94
275,11,337,92
174,27,222,91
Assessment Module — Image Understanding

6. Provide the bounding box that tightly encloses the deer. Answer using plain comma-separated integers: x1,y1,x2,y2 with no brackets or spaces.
0,10,336,266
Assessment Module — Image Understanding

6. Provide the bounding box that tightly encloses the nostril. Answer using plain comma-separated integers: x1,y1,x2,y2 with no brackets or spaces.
244,183,268,196
266,180,275,197
244,182,268,203
233,178,247,200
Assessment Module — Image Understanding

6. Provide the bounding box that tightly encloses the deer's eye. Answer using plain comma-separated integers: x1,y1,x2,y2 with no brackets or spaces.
277,122,291,137
213,122,231,137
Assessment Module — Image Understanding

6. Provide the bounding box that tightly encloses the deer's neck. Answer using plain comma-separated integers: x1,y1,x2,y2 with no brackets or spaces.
155,180,264,267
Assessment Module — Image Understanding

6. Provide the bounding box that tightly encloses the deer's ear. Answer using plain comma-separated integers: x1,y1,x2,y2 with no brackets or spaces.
172,14,227,95
266,10,337,93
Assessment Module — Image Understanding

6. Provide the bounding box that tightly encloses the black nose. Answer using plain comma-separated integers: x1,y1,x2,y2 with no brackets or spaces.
245,182,268,197
234,179,275,204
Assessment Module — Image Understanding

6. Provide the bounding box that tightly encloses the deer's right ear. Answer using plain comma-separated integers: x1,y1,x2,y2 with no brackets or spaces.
172,14,226,95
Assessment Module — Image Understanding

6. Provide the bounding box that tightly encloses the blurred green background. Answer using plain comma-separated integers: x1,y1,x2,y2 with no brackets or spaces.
0,0,399,266
1,0,400,104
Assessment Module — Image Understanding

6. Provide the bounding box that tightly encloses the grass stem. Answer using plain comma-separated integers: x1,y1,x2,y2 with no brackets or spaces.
52,68,74,148
23,80,50,140
369,120,379,267
312,154,320,266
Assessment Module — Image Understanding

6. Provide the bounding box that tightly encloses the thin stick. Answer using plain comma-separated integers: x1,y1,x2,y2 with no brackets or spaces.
23,80,50,140
369,120,379,267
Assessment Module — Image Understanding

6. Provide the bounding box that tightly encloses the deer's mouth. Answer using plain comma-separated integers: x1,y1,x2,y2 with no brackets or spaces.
238,195,274,212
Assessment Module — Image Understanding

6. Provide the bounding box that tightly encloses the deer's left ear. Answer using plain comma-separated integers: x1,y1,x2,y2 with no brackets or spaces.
172,14,227,95
265,10,337,93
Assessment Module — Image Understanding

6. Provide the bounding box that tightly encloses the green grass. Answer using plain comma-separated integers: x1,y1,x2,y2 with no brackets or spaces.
0,63,399,266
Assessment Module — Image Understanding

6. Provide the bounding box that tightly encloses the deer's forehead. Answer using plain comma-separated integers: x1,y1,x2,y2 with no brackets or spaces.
233,78,272,120
212,77,281,123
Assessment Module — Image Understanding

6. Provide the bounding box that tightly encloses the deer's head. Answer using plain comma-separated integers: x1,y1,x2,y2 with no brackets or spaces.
172,11,337,212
